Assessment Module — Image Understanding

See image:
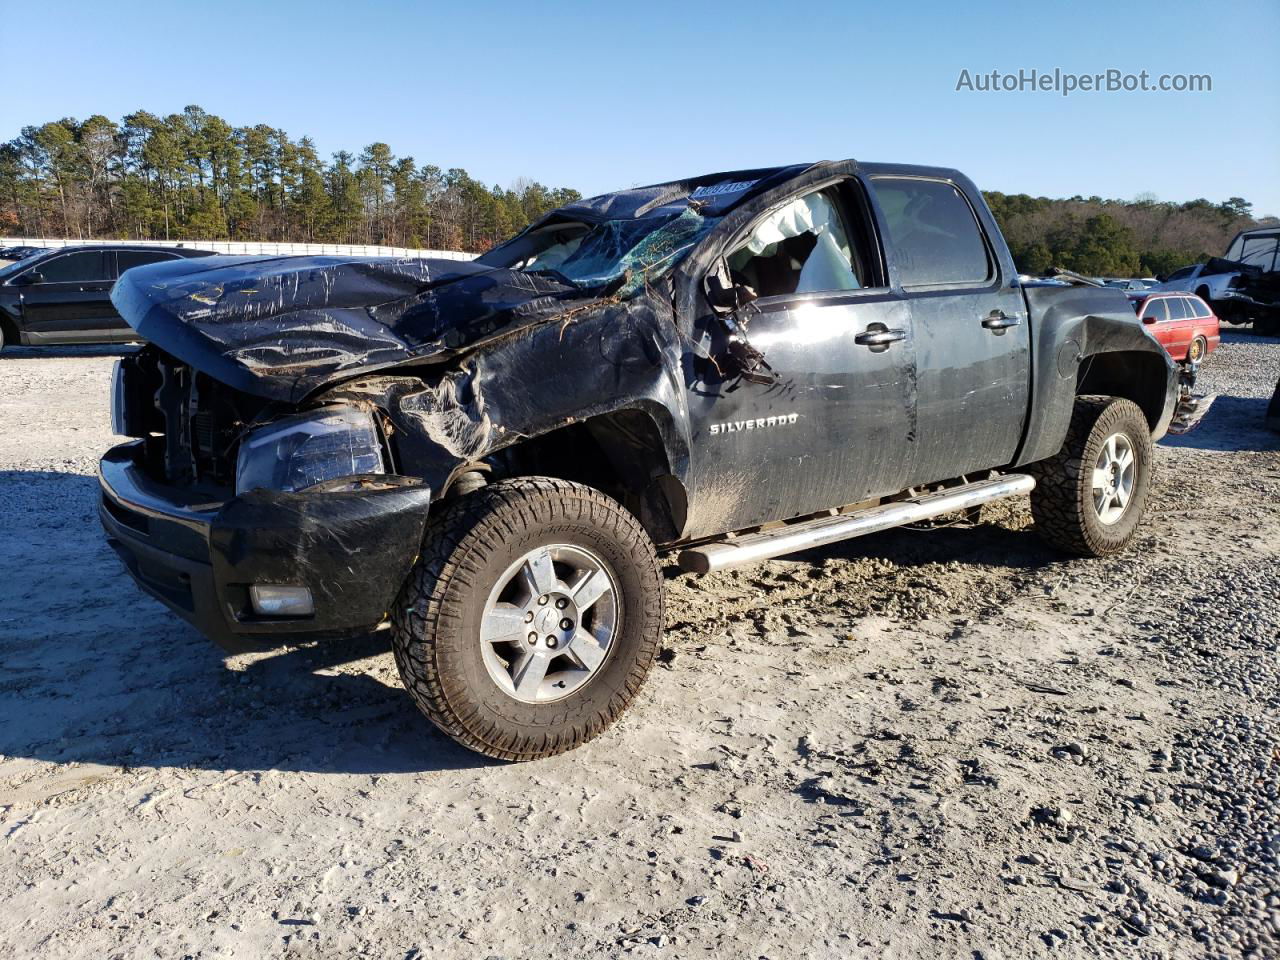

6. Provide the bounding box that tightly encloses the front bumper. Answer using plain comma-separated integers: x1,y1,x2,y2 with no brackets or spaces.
99,441,433,650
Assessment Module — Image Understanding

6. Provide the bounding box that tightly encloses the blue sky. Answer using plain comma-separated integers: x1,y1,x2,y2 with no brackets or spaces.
3,0,1277,214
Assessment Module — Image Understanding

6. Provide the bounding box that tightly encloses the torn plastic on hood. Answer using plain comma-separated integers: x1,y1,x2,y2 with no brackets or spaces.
111,253,602,405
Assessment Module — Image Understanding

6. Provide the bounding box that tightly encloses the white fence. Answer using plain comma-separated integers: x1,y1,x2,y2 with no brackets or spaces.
0,237,476,261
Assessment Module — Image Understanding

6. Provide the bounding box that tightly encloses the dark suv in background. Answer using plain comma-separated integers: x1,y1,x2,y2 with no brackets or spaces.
0,244,214,350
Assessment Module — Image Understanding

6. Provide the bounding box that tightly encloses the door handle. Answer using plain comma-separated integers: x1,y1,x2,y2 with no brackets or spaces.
854,327,907,348
982,311,1023,332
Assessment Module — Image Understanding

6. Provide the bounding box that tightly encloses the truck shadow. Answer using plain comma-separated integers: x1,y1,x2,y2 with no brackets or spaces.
1160,395,1279,453
0,469,492,776
785,515,1048,571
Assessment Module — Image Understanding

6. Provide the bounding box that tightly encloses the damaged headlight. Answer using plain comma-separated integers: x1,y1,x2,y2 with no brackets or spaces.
235,406,386,494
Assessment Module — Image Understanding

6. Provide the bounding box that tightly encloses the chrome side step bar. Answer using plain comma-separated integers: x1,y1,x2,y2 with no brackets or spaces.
677,474,1036,574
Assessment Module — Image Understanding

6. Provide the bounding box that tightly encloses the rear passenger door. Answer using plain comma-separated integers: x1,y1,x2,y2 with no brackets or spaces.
16,250,116,343
868,176,1030,485
112,250,183,341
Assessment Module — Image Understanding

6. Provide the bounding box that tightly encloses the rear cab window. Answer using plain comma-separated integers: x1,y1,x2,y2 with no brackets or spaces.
869,177,993,287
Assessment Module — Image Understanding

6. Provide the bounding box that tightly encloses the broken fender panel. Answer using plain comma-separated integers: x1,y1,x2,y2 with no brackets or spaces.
319,294,693,506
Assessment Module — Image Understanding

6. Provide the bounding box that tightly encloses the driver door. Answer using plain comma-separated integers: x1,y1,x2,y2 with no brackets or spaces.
682,182,917,539
18,250,117,343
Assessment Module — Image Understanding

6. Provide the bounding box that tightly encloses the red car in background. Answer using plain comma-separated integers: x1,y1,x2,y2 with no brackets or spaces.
1128,291,1221,363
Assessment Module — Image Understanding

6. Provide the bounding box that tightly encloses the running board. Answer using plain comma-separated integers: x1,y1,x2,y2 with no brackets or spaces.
677,474,1036,574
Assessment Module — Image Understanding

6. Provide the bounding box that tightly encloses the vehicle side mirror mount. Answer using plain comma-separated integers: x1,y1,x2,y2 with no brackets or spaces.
705,260,759,313
15,271,44,286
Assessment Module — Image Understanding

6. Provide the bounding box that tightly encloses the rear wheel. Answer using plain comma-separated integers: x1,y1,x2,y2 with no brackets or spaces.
1028,396,1153,557
1188,335,1208,363
391,477,664,761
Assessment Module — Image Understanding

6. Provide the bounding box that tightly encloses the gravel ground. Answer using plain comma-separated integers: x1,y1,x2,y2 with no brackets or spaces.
0,332,1277,959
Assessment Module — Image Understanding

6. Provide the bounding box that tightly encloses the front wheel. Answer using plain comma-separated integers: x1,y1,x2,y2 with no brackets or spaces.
392,477,664,761
1028,396,1153,557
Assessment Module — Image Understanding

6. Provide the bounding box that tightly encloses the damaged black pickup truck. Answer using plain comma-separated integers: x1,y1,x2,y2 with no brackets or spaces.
100,160,1179,760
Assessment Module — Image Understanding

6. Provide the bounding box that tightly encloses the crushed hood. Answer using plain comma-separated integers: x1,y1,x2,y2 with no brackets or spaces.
111,254,596,403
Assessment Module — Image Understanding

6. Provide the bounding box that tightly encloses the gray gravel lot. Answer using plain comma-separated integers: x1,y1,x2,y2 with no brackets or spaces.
0,332,1277,959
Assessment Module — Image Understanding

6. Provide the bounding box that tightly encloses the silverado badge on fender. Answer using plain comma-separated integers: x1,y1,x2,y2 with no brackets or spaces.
709,413,800,436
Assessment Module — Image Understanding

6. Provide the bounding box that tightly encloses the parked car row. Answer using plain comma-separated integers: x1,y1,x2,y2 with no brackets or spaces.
0,244,214,350
0,244,48,264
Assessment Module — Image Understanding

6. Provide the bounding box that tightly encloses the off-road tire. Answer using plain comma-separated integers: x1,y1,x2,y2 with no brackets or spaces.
391,477,664,761
1028,396,1153,557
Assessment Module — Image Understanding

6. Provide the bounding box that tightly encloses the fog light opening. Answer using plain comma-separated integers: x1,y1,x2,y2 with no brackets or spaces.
249,584,314,617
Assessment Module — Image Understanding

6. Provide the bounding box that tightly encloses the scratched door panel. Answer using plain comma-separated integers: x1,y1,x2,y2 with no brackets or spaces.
906,284,1030,485
682,294,916,538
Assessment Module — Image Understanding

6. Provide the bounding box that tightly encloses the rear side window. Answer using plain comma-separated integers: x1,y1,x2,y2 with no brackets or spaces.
1142,298,1169,322
34,251,111,283
1239,236,1279,271
871,178,992,286
1166,297,1190,320
1190,298,1213,318
116,250,179,274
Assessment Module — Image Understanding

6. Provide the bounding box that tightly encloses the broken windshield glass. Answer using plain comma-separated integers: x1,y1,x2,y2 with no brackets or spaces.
521,208,721,296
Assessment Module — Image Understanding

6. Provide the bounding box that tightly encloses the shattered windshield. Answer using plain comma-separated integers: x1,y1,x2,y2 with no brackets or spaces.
519,208,721,295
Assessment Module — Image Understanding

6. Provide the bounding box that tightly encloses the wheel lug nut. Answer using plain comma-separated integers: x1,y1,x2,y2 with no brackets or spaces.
524,611,534,623
538,595,549,606
546,636,558,648
560,618,573,630
555,597,568,609
527,632,537,644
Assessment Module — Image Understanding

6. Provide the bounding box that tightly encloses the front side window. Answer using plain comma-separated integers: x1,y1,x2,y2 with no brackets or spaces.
33,251,111,283
1141,298,1169,322
726,189,861,298
1239,236,1279,271
872,178,992,286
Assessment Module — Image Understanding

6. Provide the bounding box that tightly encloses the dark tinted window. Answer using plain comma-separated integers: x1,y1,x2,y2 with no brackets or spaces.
1190,297,1212,318
1239,236,1279,271
1142,298,1169,322
34,251,111,283
1166,266,1195,281
116,250,179,274
872,178,991,286
1166,297,1190,320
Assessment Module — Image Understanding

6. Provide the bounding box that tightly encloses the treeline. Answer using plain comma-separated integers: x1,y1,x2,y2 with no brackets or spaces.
0,105,580,252
984,191,1263,278
0,104,1268,274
